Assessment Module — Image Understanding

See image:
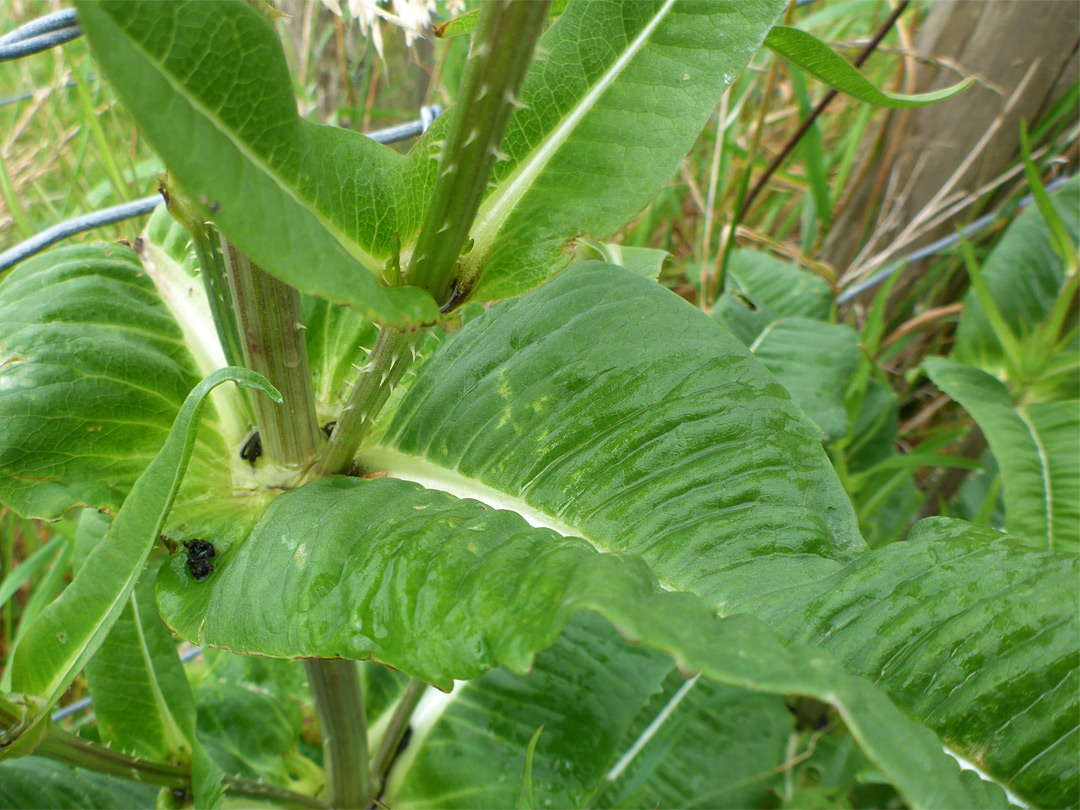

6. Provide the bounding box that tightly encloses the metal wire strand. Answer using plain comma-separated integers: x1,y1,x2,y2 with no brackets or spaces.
0,106,443,273
0,9,78,45
0,9,81,63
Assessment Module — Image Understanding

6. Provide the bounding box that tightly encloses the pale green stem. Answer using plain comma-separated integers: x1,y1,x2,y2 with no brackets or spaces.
221,238,322,469
37,727,330,809
370,678,426,792
305,659,370,809
315,327,419,478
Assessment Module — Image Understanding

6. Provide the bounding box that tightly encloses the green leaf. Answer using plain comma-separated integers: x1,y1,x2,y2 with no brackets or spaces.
85,559,227,808
712,248,833,345
449,0,787,301
0,242,274,548
743,518,1079,809
368,263,863,607
748,318,862,440
0,245,217,520
954,177,1080,377
924,358,1079,551
192,654,307,787
76,0,440,328
85,566,195,764
0,756,157,809
387,613,673,809
1020,122,1078,269
387,615,788,810
764,26,972,108
594,673,792,809
10,367,278,735
156,475,1001,809
574,239,670,281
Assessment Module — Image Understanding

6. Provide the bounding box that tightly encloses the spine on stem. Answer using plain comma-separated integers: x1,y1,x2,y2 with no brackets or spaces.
318,1,550,478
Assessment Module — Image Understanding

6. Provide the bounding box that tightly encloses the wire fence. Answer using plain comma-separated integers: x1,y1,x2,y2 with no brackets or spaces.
0,105,443,273
0,9,80,62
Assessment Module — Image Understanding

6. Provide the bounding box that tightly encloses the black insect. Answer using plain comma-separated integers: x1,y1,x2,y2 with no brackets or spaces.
321,421,337,439
183,539,216,582
240,430,262,463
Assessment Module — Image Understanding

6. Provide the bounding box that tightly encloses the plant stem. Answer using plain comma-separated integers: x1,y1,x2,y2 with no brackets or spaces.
38,727,187,789
37,727,330,809
741,0,911,217
711,42,783,305
222,238,322,469
407,0,551,305
370,678,426,790
315,327,419,478
305,659,369,809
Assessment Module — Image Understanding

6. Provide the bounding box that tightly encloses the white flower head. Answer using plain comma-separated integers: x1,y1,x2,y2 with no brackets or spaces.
321,0,466,58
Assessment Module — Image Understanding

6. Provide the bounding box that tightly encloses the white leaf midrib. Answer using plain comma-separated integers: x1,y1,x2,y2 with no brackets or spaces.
130,587,191,756
356,446,676,593
1015,405,1055,550
469,0,680,254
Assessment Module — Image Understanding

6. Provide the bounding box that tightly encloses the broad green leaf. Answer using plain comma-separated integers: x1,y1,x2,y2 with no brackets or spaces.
925,358,1079,551
156,475,1002,809
85,566,195,764
193,676,304,787
594,672,792,809
0,242,274,547
386,613,673,809
85,559,227,808
368,263,863,607
712,249,833,345
764,27,972,108
843,378,919,547
743,518,1080,809
388,615,788,810
0,757,157,809
748,318,861,440
461,0,787,301
188,650,319,792
9,368,278,744
76,0,440,329
954,177,1080,377
0,244,218,519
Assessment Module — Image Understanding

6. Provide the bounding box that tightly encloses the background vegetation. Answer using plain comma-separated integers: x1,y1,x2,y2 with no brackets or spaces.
0,0,1076,806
